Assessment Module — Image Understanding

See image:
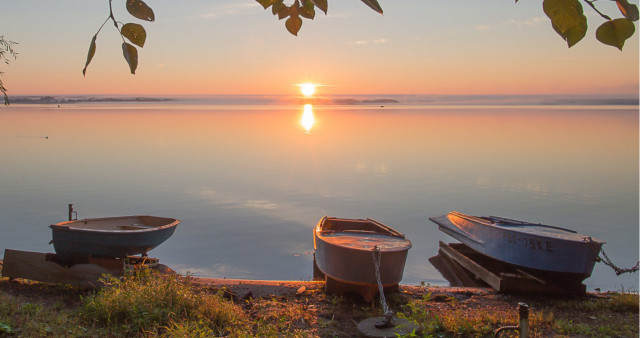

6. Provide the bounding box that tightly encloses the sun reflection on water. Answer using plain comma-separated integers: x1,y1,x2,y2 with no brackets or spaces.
301,104,315,133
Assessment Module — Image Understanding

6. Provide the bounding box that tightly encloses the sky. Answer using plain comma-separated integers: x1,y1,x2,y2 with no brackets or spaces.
1,0,639,97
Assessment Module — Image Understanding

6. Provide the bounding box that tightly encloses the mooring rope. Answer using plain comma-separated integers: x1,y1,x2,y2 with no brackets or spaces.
597,248,639,276
372,245,393,318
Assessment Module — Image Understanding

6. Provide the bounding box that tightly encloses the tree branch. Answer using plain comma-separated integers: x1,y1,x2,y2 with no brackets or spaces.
583,0,613,20
108,0,126,43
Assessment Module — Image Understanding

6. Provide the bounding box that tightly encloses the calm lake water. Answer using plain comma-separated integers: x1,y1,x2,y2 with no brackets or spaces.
1,99,638,291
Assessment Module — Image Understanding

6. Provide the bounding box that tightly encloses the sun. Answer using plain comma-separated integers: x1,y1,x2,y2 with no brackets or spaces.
299,83,316,97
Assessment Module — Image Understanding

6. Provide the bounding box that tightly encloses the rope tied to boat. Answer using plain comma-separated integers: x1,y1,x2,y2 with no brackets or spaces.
597,247,639,276
371,245,394,326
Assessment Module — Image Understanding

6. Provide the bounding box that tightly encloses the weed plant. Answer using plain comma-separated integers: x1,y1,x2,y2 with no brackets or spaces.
397,290,639,337
79,267,248,336
0,292,93,337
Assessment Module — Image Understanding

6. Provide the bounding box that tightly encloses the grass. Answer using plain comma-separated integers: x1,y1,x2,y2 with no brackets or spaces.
397,293,513,336
0,285,97,337
397,288,639,337
1,261,638,337
79,267,249,336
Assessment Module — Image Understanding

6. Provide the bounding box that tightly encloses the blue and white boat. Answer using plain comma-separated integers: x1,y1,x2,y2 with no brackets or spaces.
429,211,604,283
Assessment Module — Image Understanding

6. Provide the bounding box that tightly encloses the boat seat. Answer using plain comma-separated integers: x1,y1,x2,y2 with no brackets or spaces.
341,230,382,234
118,224,155,230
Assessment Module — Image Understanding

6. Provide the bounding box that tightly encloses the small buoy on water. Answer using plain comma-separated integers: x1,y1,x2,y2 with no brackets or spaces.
357,316,419,338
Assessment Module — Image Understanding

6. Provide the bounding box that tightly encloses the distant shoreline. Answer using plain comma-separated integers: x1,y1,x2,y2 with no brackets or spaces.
8,96,174,104
5,94,638,106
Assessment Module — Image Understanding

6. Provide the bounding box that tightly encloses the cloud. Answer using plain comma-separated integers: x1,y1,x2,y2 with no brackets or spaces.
196,3,261,19
505,16,546,28
188,188,279,211
349,38,389,45
355,161,390,175
244,199,279,210
474,16,546,31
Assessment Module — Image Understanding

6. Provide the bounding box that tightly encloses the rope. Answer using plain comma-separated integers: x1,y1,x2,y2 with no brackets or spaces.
372,245,393,317
597,248,639,276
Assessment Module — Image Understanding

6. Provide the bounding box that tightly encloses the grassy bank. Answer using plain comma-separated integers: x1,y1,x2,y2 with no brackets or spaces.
0,264,638,337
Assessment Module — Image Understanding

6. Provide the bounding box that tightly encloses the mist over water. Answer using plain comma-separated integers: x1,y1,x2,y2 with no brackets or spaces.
1,98,638,291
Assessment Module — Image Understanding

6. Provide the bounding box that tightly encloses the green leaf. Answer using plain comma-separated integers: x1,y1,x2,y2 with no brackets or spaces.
126,0,155,22
616,0,639,21
360,0,383,14
596,18,636,50
543,0,585,34
0,322,14,334
286,15,303,36
121,23,147,48
300,0,316,19
122,42,138,74
82,35,97,77
310,0,328,14
552,19,586,47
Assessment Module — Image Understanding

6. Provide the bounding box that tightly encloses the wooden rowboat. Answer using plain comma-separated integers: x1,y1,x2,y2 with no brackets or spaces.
313,216,412,300
429,211,604,283
50,215,180,261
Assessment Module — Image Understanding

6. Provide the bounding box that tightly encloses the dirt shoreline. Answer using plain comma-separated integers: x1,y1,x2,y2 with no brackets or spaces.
2,258,639,336
190,275,492,297
0,256,614,299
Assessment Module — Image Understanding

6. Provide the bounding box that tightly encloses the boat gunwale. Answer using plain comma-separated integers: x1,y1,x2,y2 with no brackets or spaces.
447,211,605,244
50,215,180,233
315,216,412,253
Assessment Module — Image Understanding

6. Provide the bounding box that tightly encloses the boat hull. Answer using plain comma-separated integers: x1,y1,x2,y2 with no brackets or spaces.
430,211,603,280
313,216,411,287
50,215,179,260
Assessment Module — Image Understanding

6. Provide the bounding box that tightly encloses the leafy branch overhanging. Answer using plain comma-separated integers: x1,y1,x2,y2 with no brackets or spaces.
1,36,18,105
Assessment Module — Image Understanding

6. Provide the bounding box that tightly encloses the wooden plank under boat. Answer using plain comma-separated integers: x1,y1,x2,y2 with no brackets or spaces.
1,249,124,288
50,215,180,261
429,211,604,284
435,242,586,295
313,216,412,299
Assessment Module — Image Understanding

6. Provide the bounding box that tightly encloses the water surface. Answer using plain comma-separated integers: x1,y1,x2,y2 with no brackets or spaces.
1,102,637,291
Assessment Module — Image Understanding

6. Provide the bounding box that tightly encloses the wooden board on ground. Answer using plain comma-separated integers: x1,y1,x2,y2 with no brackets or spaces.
429,251,489,288
1,249,123,288
437,241,586,295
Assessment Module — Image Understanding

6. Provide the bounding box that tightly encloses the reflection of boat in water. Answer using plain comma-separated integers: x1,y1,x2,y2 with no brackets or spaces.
50,215,180,261
313,216,411,300
429,211,604,284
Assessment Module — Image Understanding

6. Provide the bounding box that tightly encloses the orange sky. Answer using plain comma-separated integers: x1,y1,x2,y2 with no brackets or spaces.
1,1,638,96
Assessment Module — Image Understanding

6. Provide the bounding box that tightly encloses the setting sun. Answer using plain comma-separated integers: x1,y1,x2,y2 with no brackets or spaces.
299,83,316,97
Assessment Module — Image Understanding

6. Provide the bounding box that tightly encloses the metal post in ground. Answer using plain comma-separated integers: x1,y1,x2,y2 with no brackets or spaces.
494,302,529,338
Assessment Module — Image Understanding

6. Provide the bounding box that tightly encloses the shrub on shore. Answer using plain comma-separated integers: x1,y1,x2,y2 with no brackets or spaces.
79,267,248,336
